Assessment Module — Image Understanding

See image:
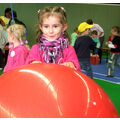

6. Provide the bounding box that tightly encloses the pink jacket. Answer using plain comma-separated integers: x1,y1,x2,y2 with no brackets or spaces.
26,44,81,71
4,45,29,72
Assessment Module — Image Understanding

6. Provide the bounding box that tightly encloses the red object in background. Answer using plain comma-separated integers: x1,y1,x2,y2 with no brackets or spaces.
3,45,9,50
0,63,119,118
91,55,99,65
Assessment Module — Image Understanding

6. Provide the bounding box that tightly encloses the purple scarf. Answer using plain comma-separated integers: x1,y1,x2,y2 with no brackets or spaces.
39,34,69,64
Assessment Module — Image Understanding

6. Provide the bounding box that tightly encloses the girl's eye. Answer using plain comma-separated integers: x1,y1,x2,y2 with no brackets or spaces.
54,25,58,28
43,25,49,28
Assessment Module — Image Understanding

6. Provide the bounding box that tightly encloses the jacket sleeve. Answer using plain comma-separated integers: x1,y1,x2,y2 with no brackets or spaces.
25,44,41,64
63,45,81,71
12,49,29,68
74,38,79,54
0,30,8,49
4,48,29,72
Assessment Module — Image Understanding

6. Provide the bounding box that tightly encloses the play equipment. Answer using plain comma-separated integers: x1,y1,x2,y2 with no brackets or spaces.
91,55,99,65
0,63,119,118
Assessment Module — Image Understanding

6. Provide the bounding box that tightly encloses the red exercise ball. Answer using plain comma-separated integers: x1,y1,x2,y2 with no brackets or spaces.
0,63,119,118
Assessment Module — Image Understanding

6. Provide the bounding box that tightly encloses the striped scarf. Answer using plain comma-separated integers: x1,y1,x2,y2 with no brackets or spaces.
39,34,69,64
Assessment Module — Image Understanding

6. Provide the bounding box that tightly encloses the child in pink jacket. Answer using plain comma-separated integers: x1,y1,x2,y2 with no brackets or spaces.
4,24,29,72
26,6,80,71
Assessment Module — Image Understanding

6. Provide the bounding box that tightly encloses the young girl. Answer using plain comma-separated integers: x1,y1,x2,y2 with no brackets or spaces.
26,6,80,71
106,26,119,46
70,27,79,46
107,26,120,77
4,24,29,72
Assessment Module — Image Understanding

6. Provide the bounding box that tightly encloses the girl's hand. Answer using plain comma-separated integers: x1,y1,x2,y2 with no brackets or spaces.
105,42,108,45
30,61,41,64
61,62,76,70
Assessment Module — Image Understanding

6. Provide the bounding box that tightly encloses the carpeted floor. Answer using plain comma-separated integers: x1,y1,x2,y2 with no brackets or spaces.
81,57,120,116
94,78,120,116
92,60,120,83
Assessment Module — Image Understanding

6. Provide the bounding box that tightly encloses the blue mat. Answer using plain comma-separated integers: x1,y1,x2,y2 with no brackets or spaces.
82,58,120,83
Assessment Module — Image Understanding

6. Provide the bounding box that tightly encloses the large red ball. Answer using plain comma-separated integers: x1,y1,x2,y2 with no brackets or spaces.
0,63,119,118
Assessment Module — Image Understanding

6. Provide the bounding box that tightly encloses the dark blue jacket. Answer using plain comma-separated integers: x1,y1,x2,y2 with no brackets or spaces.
111,36,120,53
74,36,96,60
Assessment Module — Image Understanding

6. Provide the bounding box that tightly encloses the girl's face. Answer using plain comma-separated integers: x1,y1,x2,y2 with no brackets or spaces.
7,32,14,43
91,34,97,38
39,15,67,41
111,29,119,36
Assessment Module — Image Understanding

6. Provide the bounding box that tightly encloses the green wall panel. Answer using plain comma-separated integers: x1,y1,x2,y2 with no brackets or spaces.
0,3,120,47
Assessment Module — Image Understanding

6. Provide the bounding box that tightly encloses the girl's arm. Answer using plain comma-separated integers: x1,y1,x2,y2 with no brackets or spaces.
62,45,81,71
26,44,42,64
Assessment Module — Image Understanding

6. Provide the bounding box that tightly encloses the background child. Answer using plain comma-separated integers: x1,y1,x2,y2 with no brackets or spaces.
70,27,79,46
91,30,100,55
26,6,80,71
4,24,29,72
87,19,104,64
106,26,119,46
0,24,8,70
74,22,96,78
107,26,120,77
0,8,11,29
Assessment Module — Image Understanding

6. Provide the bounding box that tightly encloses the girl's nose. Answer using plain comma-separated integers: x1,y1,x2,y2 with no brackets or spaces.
49,27,53,33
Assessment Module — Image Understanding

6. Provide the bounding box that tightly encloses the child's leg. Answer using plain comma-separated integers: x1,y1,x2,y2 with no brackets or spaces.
86,61,93,79
98,48,102,63
5,50,9,65
79,60,93,79
94,48,99,55
115,54,120,69
0,48,3,69
107,53,116,76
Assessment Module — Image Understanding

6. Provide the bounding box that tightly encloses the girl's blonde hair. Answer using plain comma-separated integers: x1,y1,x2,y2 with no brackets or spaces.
36,6,70,42
7,24,26,42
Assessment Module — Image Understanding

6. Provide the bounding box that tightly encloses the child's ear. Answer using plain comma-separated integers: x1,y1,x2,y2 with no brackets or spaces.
63,24,68,32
